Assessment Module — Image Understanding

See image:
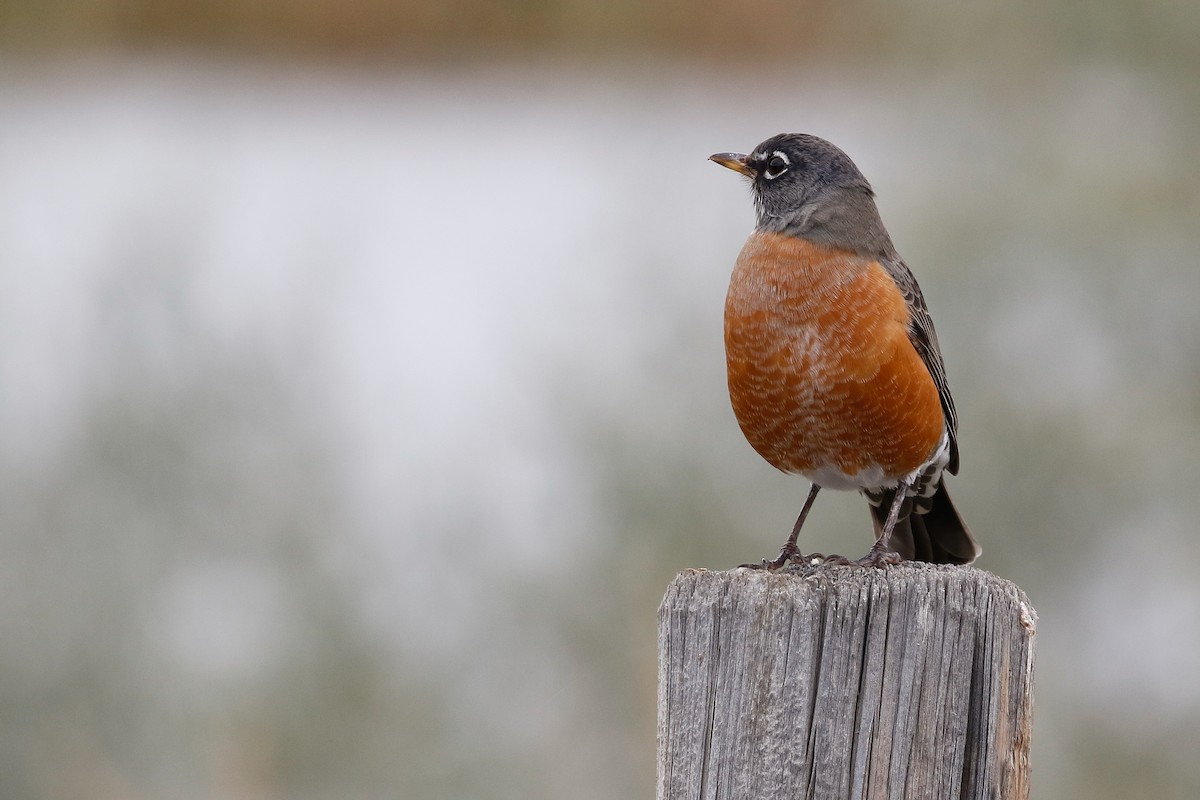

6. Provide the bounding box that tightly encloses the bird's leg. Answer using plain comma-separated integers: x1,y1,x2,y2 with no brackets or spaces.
741,483,821,570
855,482,908,567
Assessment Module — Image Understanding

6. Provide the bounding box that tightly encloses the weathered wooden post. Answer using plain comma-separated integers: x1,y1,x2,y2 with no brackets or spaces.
657,564,1036,800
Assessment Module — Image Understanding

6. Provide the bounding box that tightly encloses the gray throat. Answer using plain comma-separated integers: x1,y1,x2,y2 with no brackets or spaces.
760,187,896,259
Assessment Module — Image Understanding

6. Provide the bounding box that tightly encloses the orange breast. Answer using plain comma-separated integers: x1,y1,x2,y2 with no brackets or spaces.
724,230,945,484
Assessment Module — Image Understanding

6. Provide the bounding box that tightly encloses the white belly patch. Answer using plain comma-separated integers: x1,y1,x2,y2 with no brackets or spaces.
803,431,952,496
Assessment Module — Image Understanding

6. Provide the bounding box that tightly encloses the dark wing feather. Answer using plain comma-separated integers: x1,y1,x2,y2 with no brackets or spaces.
880,256,959,474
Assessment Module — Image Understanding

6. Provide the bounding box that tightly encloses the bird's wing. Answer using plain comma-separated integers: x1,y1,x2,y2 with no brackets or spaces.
881,256,959,474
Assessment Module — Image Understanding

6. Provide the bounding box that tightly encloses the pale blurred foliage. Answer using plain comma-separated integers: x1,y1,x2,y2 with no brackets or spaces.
1,2,1200,799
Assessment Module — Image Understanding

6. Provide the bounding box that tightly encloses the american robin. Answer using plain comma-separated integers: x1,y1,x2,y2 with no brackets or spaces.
710,133,979,567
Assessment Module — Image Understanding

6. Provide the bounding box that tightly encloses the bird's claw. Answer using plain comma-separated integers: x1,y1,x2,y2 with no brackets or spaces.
740,547,860,570
852,548,903,568
738,541,800,570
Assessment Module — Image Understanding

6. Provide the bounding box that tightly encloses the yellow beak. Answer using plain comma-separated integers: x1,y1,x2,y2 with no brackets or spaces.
709,152,756,178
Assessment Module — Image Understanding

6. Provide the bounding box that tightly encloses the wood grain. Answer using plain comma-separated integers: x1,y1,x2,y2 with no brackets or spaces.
657,564,1036,800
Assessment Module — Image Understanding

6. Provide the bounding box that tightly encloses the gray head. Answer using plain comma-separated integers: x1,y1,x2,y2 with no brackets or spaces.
710,133,895,258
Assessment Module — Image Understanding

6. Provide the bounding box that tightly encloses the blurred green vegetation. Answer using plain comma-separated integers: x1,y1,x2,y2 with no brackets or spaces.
0,0,1196,71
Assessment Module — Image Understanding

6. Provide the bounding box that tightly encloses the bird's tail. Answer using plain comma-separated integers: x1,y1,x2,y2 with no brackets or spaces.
868,481,980,565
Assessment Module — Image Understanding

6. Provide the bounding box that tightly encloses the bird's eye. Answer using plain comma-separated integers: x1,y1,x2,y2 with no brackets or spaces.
764,152,790,180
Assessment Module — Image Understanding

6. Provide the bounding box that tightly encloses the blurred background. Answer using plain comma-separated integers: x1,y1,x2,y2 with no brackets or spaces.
2,1,1199,798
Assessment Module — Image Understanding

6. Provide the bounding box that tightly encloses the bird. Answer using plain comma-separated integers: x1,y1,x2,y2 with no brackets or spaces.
709,133,979,568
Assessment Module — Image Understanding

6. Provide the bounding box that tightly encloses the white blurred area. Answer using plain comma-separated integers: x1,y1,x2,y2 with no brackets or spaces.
2,57,1199,798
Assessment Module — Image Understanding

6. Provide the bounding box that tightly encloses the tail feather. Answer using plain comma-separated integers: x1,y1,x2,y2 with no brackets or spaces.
868,481,980,565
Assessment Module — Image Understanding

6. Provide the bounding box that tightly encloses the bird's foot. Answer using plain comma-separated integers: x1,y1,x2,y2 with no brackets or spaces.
738,540,800,571
852,544,903,568
739,546,856,570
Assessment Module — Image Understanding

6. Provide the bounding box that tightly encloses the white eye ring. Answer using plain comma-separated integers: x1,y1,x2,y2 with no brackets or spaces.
763,150,790,180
